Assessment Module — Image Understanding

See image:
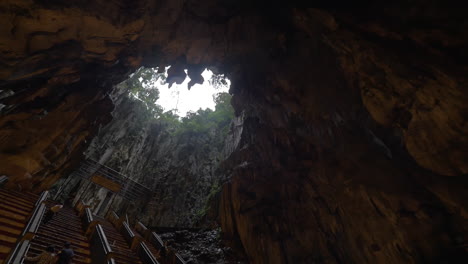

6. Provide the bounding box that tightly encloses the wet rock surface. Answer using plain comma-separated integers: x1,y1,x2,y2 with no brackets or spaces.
158,229,246,264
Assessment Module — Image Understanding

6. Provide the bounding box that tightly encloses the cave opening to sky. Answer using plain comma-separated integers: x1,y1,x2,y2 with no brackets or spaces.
127,66,231,118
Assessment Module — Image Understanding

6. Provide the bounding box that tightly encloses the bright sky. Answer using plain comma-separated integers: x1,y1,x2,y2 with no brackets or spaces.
156,69,230,117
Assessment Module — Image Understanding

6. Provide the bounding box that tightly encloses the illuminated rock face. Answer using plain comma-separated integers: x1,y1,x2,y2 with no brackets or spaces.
69,91,229,228
0,1,467,263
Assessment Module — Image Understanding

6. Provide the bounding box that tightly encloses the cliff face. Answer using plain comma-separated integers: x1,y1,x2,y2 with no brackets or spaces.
1,1,467,263
219,8,468,263
0,75,114,190
68,83,230,227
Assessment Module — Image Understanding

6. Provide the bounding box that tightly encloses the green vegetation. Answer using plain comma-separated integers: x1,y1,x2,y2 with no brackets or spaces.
196,181,222,219
175,92,234,136
126,67,166,116
124,67,234,139
121,67,233,223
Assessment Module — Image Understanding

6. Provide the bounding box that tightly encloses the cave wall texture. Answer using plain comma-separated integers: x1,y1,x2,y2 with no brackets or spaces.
0,1,467,263
67,82,229,227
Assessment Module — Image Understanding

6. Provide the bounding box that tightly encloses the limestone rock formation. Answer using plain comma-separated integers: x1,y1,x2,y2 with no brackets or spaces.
0,1,467,263
58,80,231,228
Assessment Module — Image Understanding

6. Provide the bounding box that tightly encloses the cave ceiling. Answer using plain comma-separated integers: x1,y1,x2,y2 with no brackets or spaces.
0,1,467,263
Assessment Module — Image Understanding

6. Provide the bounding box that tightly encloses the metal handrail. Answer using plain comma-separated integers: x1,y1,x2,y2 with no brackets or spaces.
5,239,30,264
121,221,135,244
108,211,120,226
21,203,46,236
149,231,186,263
74,159,151,200
135,221,148,235
85,207,94,226
22,190,49,237
111,211,119,220
90,224,113,263
34,190,49,207
97,225,112,254
150,232,165,250
82,207,98,238
175,253,186,264
0,175,8,187
5,191,49,263
138,242,160,264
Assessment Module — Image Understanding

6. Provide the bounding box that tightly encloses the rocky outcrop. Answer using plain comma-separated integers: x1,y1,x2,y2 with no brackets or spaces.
65,82,230,227
1,1,467,263
158,228,246,264
0,77,113,191
219,8,467,263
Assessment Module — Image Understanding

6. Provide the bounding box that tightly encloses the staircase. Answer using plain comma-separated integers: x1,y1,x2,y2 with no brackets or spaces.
95,216,142,264
133,228,161,261
0,189,38,263
25,204,91,264
133,221,186,264
1,187,155,264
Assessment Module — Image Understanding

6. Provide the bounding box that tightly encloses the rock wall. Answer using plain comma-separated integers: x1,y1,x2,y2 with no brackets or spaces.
0,75,114,191
158,228,247,264
219,8,467,263
0,1,467,263
65,83,230,227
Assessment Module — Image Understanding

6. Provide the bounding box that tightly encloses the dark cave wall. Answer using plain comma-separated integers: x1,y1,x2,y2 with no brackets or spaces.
220,20,468,262
0,1,467,263
0,77,114,191
219,9,467,263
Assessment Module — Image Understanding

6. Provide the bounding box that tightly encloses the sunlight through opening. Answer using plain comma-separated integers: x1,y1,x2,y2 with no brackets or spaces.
129,67,230,117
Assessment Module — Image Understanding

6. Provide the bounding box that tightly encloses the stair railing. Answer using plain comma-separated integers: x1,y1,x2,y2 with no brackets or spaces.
84,207,94,225
175,253,187,264
148,230,187,264
0,175,8,187
5,191,49,263
5,240,30,264
110,211,143,250
107,210,124,229
135,221,164,250
137,242,160,264
121,221,136,244
72,201,116,263
135,221,187,264
21,191,49,240
33,190,49,207
150,232,165,250
109,211,160,263
75,200,90,217
21,203,46,240
135,221,147,233
135,221,152,240
90,224,116,263
83,207,100,239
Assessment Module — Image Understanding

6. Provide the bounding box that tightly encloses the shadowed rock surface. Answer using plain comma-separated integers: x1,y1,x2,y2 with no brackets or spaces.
158,229,246,264
60,80,231,227
0,1,467,263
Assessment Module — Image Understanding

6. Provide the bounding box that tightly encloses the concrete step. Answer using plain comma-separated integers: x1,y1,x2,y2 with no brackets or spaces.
0,216,25,229
27,206,92,264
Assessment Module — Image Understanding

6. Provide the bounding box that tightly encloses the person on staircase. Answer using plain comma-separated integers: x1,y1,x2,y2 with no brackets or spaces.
43,204,63,224
57,242,74,264
25,245,57,264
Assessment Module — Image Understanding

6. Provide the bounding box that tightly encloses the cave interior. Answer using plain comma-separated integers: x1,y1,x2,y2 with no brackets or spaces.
0,1,467,263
